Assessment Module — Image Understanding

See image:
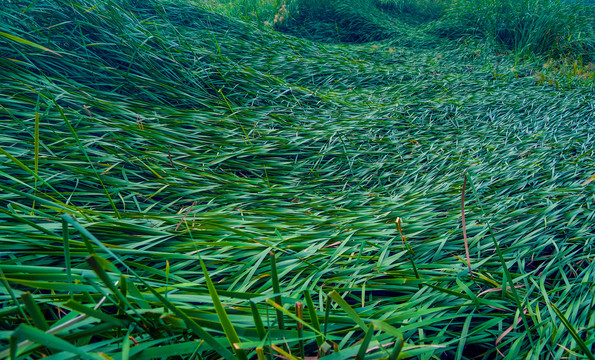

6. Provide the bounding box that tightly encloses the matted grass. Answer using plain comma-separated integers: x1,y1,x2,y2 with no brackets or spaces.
0,0,594,359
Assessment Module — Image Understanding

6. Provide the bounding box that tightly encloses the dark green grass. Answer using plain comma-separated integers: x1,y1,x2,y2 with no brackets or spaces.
0,0,594,359
433,0,595,59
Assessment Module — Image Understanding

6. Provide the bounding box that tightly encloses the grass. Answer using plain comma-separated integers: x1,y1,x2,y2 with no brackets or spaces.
0,0,594,359
433,0,595,59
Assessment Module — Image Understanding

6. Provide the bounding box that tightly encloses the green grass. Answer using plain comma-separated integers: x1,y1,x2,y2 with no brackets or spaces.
434,0,595,59
0,0,594,359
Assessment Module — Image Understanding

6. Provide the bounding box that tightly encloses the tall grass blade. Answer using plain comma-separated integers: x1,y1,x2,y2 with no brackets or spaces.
20,292,48,331
250,301,266,340
270,251,285,330
465,170,534,347
62,218,72,299
355,325,374,360
328,290,367,330
303,290,323,346
199,256,248,360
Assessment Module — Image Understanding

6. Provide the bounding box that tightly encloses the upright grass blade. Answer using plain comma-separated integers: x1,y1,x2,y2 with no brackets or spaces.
85,255,134,314
389,340,404,360
199,256,248,360
296,301,305,359
250,301,267,340
165,259,170,306
20,292,48,331
270,251,285,330
303,290,323,346
62,215,236,360
121,324,135,360
32,96,40,213
328,290,367,330
265,298,325,337
62,217,72,299
355,325,374,360
9,336,17,360
454,311,473,360
396,218,420,285
0,268,29,324
465,170,534,348
460,173,473,279
324,295,331,338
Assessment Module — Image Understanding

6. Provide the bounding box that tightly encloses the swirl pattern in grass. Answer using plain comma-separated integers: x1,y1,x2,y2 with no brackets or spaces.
0,0,594,359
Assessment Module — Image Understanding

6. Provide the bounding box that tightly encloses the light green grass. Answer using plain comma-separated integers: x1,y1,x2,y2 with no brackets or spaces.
0,0,594,359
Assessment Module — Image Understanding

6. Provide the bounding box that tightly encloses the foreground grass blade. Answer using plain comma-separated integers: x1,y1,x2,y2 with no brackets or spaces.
61,215,236,359
1,0,593,358
20,292,48,331
62,218,73,299
11,324,93,359
303,290,323,346
355,325,375,360
0,268,29,324
200,256,248,360
270,251,285,330
32,98,40,212
250,301,266,340
465,170,534,347
551,303,595,360
460,173,473,278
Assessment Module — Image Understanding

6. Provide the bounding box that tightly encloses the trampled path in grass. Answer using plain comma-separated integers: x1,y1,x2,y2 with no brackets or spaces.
0,0,594,358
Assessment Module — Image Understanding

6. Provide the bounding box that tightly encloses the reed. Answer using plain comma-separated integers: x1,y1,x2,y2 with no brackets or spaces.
0,0,593,358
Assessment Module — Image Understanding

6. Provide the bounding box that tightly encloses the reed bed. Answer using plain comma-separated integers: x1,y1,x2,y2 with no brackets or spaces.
0,0,594,358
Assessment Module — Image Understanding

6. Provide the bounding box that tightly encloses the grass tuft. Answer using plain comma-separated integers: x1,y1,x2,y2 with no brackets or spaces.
0,0,594,358
434,0,595,59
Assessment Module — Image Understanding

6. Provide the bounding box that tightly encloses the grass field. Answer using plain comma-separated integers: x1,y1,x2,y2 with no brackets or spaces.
0,0,594,358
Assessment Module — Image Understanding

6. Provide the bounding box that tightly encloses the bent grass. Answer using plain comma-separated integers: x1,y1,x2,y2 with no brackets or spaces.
0,0,594,359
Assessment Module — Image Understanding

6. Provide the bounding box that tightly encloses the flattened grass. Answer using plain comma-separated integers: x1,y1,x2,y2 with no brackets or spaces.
0,0,594,359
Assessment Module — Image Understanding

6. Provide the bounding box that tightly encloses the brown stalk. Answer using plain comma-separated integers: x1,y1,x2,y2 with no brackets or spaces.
461,172,473,279
495,308,527,357
175,200,197,231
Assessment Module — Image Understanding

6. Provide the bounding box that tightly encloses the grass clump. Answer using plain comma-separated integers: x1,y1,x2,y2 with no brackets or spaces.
375,0,447,23
435,0,595,59
0,0,594,359
271,0,398,43
217,0,287,27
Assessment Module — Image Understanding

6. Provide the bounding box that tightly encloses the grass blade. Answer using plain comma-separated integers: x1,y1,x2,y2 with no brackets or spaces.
11,324,93,359
270,251,285,330
328,290,367,330
303,290,323,347
0,31,61,56
355,325,374,360
551,303,595,360
20,292,48,331
199,256,248,360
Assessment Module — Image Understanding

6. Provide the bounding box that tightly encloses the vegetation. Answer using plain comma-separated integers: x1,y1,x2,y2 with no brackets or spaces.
434,0,595,57
0,0,594,359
